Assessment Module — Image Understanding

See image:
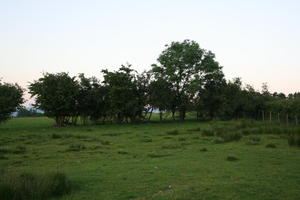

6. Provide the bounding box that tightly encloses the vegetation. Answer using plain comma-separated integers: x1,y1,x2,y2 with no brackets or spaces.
0,171,72,200
23,40,300,127
0,81,23,123
0,117,299,200
1,39,300,199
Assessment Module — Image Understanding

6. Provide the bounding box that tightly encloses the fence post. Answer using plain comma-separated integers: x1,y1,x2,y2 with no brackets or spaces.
286,114,289,126
277,112,280,123
295,115,298,125
269,111,272,122
262,110,265,121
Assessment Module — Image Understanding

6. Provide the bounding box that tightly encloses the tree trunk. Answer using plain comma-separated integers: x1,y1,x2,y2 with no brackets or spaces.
172,110,175,120
159,111,163,121
148,108,153,121
179,107,186,121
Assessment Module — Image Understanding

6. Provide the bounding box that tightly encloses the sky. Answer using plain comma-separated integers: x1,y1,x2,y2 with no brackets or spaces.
1,0,300,105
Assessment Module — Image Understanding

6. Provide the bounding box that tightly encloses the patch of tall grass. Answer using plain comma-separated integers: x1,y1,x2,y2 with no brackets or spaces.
0,171,73,200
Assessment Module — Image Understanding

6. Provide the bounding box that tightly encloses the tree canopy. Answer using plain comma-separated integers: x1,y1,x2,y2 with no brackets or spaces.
0,81,24,123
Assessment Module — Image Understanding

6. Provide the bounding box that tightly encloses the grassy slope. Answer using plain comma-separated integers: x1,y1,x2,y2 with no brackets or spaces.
0,117,299,200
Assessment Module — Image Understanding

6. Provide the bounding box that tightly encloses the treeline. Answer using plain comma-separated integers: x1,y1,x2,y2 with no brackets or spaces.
1,40,299,126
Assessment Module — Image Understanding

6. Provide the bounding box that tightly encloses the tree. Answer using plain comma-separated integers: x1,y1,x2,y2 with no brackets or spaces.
77,74,108,124
0,81,24,123
102,65,146,123
152,39,224,120
29,73,79,127
148,77,176,121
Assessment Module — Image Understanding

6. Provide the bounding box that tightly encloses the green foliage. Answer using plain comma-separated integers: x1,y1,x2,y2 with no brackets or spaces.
0,171,72,200
102,65,147,123
226,156,239,161
245,136,262,145
165,130,179,135
0,81,24,123
29,72,79,126
152,39,224,120
199,147,207,152
266,143,276,148
67,144,86,152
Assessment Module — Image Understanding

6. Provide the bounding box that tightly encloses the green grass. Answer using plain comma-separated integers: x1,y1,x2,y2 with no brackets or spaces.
0,117,300,200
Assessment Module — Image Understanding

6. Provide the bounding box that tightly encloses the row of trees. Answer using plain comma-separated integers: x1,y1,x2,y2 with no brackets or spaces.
1,40,299,126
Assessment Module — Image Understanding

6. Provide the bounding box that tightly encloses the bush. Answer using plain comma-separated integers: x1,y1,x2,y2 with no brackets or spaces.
245,136,261,145
187,127,201,131
67,144,86,152
213,137,225,144
140,137,152,143
178,137,187,141
0,171,72,200
161,144,182,149
199,147,207,152
202,129,214,136
226,156,239,161
0,146,26,155
219,132,242,142
265,143,276,148
166,130,179,135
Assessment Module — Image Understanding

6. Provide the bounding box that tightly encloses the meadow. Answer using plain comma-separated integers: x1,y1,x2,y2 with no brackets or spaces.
0,117,299,200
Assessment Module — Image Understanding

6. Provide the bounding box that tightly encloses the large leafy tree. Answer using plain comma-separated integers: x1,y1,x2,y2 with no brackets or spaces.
29,73,79,126
152,39,224,120
102,65,146,123
77,74,108,124
0,81,24,123
148,77,176,120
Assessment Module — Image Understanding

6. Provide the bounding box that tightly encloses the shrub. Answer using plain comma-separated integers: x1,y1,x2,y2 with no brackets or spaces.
219,132,242,142
226,156,239,161
51,133,63,139
13,145,26,154
213,137,225,144
0,171,72,200
192,136,200,140
199,147,207,152
0,155,8,160
265,143,276,148
166,130,179,135
0,146,26,155
67,144,86,152
187,127,201,131
140,137,152,143
117,151,128,155
161,144,182,149
99,140,110,145
147,153,171,158
245,136,261,145
178,137,187,141
202,129,214,136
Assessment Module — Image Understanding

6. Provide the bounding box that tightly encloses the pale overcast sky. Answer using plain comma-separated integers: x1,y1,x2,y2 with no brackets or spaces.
1,0,300,102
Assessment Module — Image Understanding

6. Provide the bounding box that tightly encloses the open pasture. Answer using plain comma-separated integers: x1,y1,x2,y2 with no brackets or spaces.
0,118,299,200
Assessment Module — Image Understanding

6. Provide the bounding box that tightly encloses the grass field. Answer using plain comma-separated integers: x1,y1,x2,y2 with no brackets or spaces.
0,117,300,200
